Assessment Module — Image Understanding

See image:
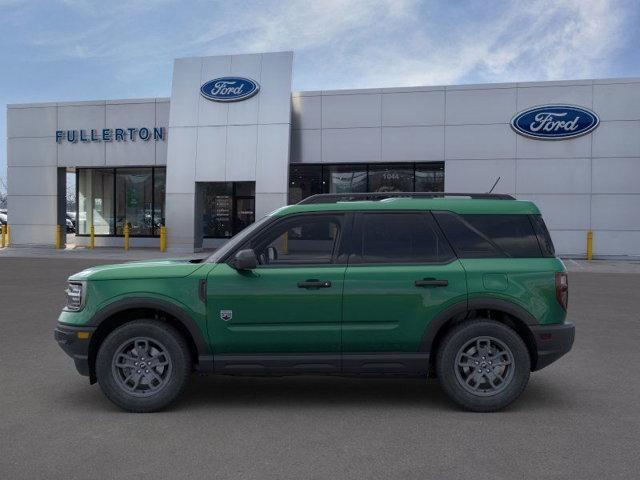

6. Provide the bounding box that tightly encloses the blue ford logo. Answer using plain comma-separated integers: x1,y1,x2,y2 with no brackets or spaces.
200,77,260,102
511,105,599,140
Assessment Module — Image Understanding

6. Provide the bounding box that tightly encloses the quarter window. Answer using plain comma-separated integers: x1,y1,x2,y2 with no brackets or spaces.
434,212,543,258
354,212,453,264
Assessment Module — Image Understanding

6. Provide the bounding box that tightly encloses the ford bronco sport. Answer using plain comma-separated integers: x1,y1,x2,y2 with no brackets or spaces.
55,192,574,412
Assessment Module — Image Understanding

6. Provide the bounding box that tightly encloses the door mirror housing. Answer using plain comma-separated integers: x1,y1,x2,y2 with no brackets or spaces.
231,249,258,271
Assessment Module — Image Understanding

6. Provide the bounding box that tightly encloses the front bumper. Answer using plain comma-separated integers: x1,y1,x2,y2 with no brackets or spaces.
530,321,575,371
54,324,96,377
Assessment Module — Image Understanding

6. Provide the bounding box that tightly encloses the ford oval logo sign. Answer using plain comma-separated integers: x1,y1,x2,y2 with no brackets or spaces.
200,77,260,102
511,104,599,140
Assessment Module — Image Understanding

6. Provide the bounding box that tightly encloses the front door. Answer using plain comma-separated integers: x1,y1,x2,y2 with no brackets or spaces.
341,212,467,374
206,213,348,371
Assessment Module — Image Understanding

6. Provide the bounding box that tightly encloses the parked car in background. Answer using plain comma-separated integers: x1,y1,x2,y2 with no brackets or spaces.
66,212,76,233
55,192,574,413
0,211,7,226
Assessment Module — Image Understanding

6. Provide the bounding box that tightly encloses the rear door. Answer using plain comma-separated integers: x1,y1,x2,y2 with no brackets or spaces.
341,211,467,373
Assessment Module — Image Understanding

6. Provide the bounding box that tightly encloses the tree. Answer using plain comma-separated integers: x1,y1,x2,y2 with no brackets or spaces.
0,176,7,209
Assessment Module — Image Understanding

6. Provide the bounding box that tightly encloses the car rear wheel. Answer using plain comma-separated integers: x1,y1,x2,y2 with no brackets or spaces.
436,319,530,412
96,320,191,412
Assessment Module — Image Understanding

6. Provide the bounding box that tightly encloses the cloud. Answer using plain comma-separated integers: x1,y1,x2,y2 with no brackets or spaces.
21,0,628,90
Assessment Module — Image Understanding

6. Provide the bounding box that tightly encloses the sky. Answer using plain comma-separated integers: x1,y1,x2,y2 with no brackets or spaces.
1,0,639,191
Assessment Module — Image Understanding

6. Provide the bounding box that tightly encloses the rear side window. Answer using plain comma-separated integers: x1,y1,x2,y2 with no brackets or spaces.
353,212,454,264
530,214,556,257
434,212,543,258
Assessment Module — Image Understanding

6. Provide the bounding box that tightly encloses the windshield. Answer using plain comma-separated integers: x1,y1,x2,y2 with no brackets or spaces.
206,215,273,263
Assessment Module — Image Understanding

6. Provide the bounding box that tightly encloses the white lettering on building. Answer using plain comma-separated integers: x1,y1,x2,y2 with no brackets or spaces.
529,112,580,133
211,81,244,96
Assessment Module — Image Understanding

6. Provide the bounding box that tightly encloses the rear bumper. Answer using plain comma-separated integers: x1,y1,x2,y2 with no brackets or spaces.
530,322,575,371
54,324,96,377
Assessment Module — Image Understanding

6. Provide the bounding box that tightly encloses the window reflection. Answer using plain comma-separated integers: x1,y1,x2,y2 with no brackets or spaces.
200,182,255,238
288,162,445,203
77,167,165,237
78,169,114,235
368,164,413,192
116,169,153,236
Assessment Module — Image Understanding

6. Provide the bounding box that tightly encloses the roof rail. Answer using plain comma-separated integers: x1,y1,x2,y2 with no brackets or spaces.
297,192,515,205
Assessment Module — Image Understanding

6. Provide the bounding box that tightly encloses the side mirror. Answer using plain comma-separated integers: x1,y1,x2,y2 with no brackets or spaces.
231,249,258,271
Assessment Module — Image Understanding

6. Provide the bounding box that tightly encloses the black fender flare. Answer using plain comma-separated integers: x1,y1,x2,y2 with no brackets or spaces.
87,297,210,356
420,297,538,353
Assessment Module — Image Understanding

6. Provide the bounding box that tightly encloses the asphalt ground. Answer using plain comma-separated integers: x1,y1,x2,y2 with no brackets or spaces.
0,257,639,479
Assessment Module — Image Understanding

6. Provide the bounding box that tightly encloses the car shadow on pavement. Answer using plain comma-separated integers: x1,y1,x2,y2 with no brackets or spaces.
176,374,569,412
58,373,569,414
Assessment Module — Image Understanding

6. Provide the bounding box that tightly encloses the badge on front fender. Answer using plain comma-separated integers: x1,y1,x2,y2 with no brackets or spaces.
220,310,233,321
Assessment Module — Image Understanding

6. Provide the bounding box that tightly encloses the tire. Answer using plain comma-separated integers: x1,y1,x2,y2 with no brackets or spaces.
96,320,192,412
436,319,530,412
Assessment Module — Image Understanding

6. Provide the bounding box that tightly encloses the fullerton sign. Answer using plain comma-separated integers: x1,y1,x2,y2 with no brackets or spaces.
55,127,165,143
510,105,599,140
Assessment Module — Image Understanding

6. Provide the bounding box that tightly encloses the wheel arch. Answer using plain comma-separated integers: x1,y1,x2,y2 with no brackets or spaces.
422,298,539,371
86,298,211,383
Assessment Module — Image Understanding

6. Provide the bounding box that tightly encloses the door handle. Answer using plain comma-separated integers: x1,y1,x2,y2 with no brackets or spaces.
415,278,448,287
297,279,332,289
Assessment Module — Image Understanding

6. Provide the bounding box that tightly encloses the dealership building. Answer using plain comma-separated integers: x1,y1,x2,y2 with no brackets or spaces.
6,51,640,257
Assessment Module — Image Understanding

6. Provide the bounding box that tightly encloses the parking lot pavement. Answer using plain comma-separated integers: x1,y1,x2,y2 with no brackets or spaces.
1,257,639,480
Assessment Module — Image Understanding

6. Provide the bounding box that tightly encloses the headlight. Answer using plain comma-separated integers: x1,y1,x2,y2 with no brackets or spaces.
65,282,85,311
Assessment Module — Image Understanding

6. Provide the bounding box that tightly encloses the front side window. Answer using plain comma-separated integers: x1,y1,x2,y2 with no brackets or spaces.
244,215,342,266
353,212,453,264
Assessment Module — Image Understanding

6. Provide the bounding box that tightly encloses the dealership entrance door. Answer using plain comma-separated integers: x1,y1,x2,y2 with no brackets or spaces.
196,182,255,248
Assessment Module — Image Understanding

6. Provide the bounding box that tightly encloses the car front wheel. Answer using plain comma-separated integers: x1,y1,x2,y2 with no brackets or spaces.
436,319,530,412
96,320,191,412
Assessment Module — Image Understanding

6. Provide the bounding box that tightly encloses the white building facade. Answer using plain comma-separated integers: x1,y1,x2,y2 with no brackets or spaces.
6,51,640,257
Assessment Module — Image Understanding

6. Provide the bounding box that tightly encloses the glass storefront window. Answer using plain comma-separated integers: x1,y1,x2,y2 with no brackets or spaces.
288,162,445,204
77,169,114,235
323,164,367,193
200,182,255,238
154,169,166,232
289,165,323,204
116,169,153,236
77,167,165,237
415,163,445,192
368,164,413,192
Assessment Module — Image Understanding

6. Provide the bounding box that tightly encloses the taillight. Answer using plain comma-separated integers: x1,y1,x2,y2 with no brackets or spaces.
555,272,568,310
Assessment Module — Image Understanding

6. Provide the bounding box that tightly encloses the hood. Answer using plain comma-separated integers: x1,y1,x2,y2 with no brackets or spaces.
69,258,206,281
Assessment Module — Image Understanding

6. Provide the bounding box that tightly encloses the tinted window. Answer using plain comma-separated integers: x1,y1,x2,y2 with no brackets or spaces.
354,213,453,263
247,215,341,266
530,214,556,257
434,212,542,258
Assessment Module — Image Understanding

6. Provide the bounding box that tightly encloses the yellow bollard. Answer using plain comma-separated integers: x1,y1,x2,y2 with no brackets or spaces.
6,225,10,246
587,229,593,261
90,225,95,249
55,225,62,249
160,226,167,252
1,224,6,248
124,224,130,251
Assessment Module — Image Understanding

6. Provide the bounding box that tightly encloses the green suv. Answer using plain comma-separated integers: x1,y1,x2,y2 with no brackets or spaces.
55,193,574,412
